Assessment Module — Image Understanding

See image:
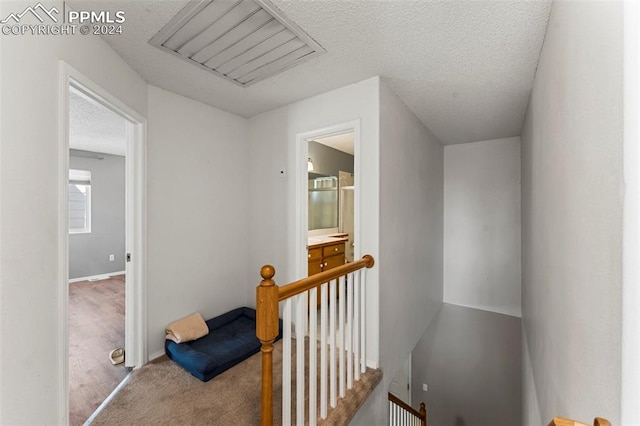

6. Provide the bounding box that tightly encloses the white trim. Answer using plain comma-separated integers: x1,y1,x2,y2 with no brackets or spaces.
68,271,126,284
124,107,148,370
57,62,71,426
442,301,522,319
148,349,166,362
365,359,377,369
58,61,147,424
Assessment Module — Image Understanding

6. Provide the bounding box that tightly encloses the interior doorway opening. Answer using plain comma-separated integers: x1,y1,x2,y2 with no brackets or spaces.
306,131,355,313
59,63,147,424
67,86,129,425
295,121,361,283
293,121,361,339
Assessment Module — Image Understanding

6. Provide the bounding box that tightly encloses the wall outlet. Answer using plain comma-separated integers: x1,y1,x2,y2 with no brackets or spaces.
109,254,115,261
422,383,428,392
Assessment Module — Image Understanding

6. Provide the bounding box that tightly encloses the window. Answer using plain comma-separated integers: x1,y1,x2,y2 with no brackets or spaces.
69,169,91,234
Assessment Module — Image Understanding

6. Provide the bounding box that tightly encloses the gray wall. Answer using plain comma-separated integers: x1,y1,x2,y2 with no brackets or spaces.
308,140,354,177
0,4,148,420
521,1,623,424
411,304,522,426
444,137,521,317
247,78,381,367
69,150,125,279
376,80,444,412
147,85,250,358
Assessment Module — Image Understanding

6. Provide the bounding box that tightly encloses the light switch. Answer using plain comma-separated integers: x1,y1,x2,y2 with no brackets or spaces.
422,383,428,392
109,254,115,261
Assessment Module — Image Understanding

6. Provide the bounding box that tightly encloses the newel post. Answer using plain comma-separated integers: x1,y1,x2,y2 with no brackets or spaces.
419,402,427,426
256,265,279,426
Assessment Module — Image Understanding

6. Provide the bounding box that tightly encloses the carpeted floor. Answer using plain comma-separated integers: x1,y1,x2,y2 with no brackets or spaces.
91,339,382,425
69,275,129,426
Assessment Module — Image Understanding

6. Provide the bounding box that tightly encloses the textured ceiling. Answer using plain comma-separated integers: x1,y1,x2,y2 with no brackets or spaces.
69,89,127,156
71,0,551,145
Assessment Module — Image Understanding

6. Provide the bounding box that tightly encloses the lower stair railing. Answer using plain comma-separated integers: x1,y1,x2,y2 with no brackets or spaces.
388,393,426,426
548,417,610,426
256,254,375,426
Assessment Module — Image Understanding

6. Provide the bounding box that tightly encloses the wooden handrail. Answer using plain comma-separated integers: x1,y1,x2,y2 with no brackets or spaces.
256,254,375,426
278,254,374,301
388,392,426,426
548,417,611,426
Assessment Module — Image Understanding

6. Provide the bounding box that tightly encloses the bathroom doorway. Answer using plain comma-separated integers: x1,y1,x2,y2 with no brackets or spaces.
295,120,361,298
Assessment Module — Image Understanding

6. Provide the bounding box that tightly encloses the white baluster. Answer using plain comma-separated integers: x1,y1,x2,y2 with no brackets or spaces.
347,272,353,389
296,294,305,425
360,270,366,373
338,274,346,397
329,279,337,407
308,287,317,426
393,403,398,425
283,299,292,426
354,270,360,380
320,281,328,418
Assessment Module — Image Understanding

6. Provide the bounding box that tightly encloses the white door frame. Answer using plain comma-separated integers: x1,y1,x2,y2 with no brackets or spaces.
294,120,361,281
58,61,147,423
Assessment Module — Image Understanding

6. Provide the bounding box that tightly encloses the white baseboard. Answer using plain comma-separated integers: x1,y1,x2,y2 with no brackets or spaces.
442,300,522,318
69,271,126,283
148,349,165,361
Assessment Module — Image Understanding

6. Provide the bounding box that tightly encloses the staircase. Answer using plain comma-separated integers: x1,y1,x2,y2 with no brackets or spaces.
388,392,426,426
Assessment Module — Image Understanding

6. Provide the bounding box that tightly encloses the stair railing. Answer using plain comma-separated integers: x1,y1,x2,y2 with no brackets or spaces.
256,254,375,426
388,392,426,426
548,417,611,426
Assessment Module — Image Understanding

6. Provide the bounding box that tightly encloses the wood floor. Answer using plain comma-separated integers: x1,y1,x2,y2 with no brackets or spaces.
69,275,129,426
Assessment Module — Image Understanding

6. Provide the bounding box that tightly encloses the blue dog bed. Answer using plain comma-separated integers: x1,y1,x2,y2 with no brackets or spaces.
165,307,282,382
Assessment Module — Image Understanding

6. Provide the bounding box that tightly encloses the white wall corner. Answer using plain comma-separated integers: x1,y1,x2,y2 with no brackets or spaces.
621,0,640,423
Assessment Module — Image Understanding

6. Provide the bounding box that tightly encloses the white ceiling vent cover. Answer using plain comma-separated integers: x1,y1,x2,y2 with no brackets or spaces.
149,0,325,87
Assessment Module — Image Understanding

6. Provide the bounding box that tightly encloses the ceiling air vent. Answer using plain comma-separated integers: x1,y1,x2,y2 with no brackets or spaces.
149,0,325,87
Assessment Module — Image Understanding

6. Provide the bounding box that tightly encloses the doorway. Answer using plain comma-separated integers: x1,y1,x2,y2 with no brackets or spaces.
295,121,361,282
389,353,412,405
293,121,360,341
67,87,129,425
306,132,355,313
59,63,147,423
